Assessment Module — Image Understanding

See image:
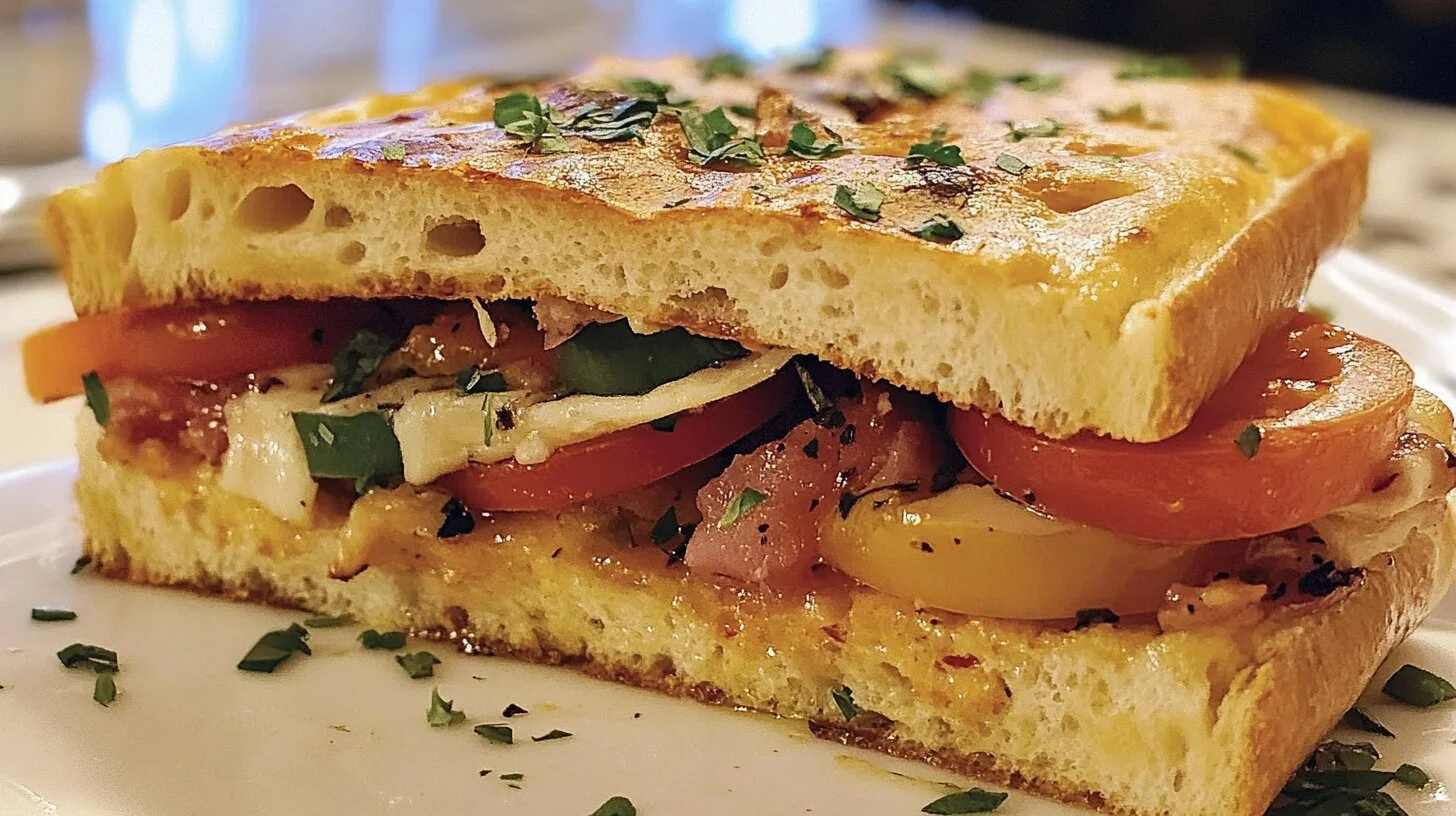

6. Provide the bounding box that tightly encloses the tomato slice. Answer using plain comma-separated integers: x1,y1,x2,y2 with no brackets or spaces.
949,315,1415,542
23,300,384,402
439,372,799,512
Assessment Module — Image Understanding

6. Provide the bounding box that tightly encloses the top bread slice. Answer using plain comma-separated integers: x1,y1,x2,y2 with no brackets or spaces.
43,51,1368,441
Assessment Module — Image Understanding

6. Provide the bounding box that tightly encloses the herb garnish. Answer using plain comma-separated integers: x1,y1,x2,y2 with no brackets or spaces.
557,320,747,397
1116,55,1196,80
921,788,1008,814
437,496,476,538
304,613,356,628
31,607,77,622
1073,608,1120,629
531,729,573,742
81,371,109,425
1395,763,1430,789
70,555,92,575
907,126,965,167
699,52,749,80
674,106,765,167
963,69,999,105
58,643,119,672
474,722,514,743
650,506,680,546
882,55,955,99
1234,424,1262,458
360,629,407,650
590,796,637,816
1005,72,1063,93
834,182,884,221
650,413,680,432
1097,102,1147,123
718,487,769,529
321,328,393,403
293,411,405,493
910,215,964,243
93,670,117,707
1341,707,1395,737
493,92,568,154
792,361,833,418
786,47,835,73
560,97,661,143
618,77,672,104
428,687,467,727
1008,118,1063,141
237,624,310,673
499,772,524,781
396,651,441,679
1271,739,1410,815
784,121,845,159
994,153,1030,175
502,703,529,718
381,143,406,161
831,684,858,720
1382,664,1456,707
456,368,508,395
727,102,757,118
1223,143,1264,170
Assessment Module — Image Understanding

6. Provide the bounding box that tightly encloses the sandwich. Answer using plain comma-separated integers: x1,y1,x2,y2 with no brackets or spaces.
23,49,1456,815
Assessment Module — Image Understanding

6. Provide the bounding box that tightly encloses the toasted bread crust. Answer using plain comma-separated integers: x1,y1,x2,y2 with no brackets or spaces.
73,416,1453,816
44,53,1366,440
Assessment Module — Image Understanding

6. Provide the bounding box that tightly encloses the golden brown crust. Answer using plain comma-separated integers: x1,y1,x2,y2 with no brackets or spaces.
73,414,1453,816
44,52,1367,440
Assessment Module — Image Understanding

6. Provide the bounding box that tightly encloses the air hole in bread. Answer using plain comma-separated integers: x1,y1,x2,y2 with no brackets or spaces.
424,216,485,256
759,234,787,257
1024,178,1141,214
935,362,953,378
816,264,850,289
163,167,191,221
198,200,215,220
324,206,354,228
768,263,789,290
337,241,367,265
236,184,315,232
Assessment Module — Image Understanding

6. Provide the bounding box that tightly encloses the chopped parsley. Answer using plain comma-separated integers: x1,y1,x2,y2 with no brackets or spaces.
456,367,508,395
906,126,965,167
81,371,109,426
304,614,356,628
93,671,117,706
493,91,568,154
236,624,310,673
381,143,406,161
727,102,757,118
437,496,476,538
1341,707,1395,738
786,47,835,73
292,411,404,493
1116,55,1196,80
70,555,92,575
1381,664,1456,707
834,182,884,221
57,643,119,672
427,687,467,727
717,487,769,529
396,651,441,679
1273,739,1410,815
502,703,529,718
1395,763,1430,789
31,607,77,622
474,722,514,744
618,77,672,104
921,788,1008,814
561,97,661,143
699,52,749,80
784,121,845,159
674,105,765,167
1073,608,1120,629
1008,118,1063,141
831,684,858,720
359,629,407,650
589,796,637,816
1234,424,1263,458
882,55,955,99
1004,72,1063,93
910,214,964,243
1223,143,1264,170
531,729,573,742
321,328,394,403
994,153,1030,175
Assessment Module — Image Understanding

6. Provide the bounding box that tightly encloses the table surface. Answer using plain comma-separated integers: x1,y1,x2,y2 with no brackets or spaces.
2,6,1453,473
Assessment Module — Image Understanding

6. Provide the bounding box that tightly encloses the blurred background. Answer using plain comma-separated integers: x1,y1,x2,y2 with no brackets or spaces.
0,0,1453,467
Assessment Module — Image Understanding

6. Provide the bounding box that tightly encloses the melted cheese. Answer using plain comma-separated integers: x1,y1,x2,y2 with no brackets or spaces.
215,351,793,519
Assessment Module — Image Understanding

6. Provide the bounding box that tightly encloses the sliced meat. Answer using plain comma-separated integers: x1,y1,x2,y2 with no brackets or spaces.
687,383,946,590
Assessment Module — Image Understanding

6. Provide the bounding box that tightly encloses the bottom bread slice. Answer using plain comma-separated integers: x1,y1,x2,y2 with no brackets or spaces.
75,431,1456,816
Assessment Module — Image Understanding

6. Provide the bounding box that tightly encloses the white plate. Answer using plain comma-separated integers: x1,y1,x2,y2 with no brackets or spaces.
2,251,1456,816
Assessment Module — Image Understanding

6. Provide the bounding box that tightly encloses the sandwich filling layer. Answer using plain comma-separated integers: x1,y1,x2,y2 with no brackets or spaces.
25,296,1456,623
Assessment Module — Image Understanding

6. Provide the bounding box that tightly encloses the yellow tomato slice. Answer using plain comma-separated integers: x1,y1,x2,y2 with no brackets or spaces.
820,484,1244,620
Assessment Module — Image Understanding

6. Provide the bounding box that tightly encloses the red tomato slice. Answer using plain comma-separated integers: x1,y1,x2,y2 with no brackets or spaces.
949,315,1415,542
23,300,384,402
438,372,799,512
